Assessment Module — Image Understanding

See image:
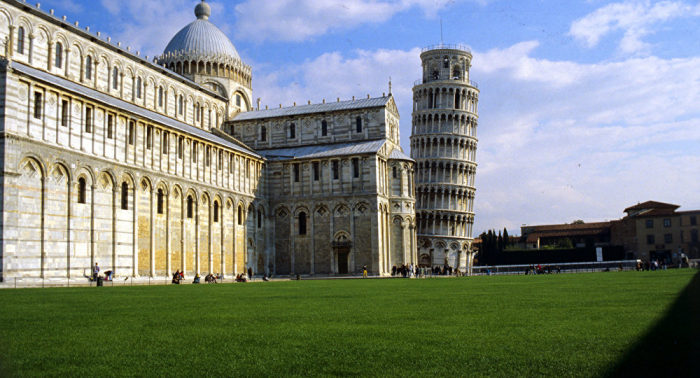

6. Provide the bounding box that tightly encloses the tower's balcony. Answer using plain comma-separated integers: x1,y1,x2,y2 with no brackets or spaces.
422,44,471,54
414,78,478,89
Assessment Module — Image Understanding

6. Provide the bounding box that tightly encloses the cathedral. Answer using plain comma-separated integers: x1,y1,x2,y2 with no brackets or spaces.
0,0,478,282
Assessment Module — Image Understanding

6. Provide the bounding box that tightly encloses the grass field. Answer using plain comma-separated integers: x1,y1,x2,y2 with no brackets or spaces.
0,270,698,377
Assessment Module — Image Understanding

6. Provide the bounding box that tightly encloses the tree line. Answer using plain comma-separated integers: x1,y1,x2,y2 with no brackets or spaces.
478,228,510,266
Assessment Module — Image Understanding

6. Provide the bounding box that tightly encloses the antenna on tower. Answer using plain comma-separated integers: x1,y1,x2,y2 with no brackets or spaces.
440,18,444,46
389,76,392,95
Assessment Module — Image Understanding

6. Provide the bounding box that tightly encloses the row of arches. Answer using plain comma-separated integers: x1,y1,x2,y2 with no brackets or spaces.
411,137,478,162
416,187,476,213
413,87,478,113
1,9,226,130
161,58,251,88
411,113,478,137
414,161,477,187
416,212,475,239
11,155,262,279
423,54,470,83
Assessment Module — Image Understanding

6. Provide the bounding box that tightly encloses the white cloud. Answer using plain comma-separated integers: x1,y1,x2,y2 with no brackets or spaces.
234,0,486,42
569,0,700,55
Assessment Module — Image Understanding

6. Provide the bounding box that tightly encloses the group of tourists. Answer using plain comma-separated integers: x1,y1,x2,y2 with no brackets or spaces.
390,264,460,278
525,264,561,275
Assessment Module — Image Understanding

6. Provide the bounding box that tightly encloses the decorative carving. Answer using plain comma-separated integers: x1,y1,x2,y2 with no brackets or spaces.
74,104,81,113
18,86,28,101
48,95,57,108
20,160,38,179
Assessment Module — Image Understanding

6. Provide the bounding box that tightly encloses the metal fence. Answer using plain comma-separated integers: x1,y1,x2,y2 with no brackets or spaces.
471,260,642,276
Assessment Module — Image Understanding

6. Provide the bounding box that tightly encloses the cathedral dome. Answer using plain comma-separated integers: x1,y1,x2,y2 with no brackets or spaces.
162,0,240,62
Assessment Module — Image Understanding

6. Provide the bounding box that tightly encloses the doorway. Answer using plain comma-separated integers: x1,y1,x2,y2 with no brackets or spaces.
338,251,349,274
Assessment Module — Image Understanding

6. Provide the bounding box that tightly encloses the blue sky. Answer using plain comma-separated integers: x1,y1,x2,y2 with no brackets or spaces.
40,0,700,235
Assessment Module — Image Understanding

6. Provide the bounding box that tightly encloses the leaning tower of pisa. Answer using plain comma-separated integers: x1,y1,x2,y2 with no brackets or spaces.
410,45,479,274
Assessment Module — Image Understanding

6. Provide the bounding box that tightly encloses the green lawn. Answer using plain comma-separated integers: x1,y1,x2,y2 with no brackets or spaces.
0,270,698,377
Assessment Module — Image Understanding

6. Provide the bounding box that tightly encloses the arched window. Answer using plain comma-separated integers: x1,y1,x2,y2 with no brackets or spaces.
321,120,328,136
187,196,193,219
260,126,267,142
157,189,164,215
356,117,362,133
85,56,93,80
158,87,164,107
298,212,307,235
112,67,119,90
195,104,200,122
392,166,397,178
443,57,449,69
121,182,129,210
178,96,184,115
257,209,262,229
136,77,142,99
78,177,87,204
17,27,25,55
55,42,63,69
237,206,243,225
289,123,296,139
214,202,219,223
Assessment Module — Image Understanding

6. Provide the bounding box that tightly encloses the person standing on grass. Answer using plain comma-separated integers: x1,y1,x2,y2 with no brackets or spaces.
92,263,100,281
363,265,368,278
248,266,253,280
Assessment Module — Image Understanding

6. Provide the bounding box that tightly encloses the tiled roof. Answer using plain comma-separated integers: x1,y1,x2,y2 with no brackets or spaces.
624,201,680,213
12,62,261,159
231,96,392,121
259,140,386,160
388,148,413,161
527,222,611,232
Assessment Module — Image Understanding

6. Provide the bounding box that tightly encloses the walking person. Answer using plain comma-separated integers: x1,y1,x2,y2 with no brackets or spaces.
248,266,253,280
362,265,368,278
92,263,100,282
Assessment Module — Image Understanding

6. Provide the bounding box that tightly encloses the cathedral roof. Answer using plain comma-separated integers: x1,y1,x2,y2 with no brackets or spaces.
258,140,413,162
231,96,394,121
162,1,240,62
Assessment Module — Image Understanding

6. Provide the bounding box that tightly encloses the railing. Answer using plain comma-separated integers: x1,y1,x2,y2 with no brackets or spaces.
422,44,472,54
471,260,642,276
414,78,479,89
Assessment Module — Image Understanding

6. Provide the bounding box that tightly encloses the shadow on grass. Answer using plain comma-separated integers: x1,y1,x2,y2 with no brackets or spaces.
604,270,700,378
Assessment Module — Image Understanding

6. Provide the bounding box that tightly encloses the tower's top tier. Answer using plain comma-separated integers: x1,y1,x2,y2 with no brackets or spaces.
416,44,476,88
421,44,472,55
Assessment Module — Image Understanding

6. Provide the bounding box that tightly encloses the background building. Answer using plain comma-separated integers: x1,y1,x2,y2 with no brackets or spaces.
611,201,700,261
411,45,479,271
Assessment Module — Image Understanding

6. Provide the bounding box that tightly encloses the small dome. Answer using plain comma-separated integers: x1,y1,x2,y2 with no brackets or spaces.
163,0,239,62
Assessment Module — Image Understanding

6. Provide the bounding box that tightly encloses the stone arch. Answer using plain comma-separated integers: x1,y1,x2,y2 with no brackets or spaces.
334,231,351,243
52,32,69,50
0,8,14,28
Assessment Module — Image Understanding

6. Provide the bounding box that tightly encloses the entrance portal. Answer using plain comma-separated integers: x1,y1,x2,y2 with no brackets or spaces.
338,251,349,274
